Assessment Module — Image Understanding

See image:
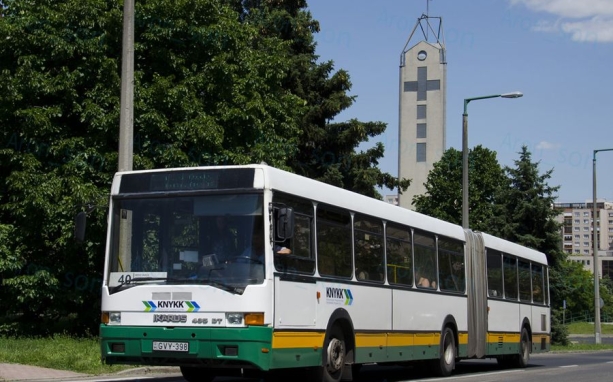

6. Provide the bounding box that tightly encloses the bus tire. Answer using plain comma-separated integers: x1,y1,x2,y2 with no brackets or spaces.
432,327,456,377
322,325,346,382
515,327,530,368
179,366,214,382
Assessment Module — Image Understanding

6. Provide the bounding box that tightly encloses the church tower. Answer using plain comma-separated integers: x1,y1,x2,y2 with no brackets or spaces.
397,15,446,209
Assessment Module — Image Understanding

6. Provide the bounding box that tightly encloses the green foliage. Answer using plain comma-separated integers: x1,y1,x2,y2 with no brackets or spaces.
0,0,305,336
0,334,131,374
566,321,613,334
549,260,594,313
413,145,505,232
551,309,570,346
231,0,409,198
489,146,563,267
133,0,305,169
599,277,613,319
0,0,402,336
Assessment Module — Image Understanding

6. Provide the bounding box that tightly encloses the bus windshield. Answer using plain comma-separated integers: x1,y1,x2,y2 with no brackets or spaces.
107,193,265,293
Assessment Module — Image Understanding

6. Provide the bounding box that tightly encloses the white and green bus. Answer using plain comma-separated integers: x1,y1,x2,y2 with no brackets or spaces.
87,164,550,381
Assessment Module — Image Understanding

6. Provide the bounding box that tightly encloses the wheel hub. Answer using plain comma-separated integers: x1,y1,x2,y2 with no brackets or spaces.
326,338,345,373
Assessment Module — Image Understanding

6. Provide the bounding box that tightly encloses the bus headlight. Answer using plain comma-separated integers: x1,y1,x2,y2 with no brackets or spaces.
226,313,244,325
109,312,121,324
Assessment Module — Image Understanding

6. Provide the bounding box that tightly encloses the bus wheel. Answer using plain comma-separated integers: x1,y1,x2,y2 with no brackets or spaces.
179,366,214,382
432,327,455,377
515,327,530,368
323,325,346,382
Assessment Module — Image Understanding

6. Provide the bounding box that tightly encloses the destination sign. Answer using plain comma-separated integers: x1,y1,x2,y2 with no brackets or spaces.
118,168,255,193
150,172,219,191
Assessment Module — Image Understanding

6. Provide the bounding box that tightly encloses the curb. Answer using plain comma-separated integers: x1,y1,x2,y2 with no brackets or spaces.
114,366,180,375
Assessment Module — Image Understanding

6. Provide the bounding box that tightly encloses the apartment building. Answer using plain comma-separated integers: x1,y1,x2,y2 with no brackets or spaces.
385,194,399,206
554,200,613,278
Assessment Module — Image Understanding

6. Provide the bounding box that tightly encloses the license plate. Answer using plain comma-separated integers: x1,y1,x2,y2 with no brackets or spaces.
152,341,189,352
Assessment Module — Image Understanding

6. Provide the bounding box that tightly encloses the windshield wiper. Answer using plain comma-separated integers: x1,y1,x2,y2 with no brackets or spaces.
129,277,168,282
108,275,245,295
199,279,244,295
109,276,189,293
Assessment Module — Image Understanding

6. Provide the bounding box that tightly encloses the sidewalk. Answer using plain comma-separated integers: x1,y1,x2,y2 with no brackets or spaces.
0,363,88,381
0,364,180,381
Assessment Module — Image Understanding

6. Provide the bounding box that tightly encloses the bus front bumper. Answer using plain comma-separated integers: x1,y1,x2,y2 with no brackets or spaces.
100,325,273,371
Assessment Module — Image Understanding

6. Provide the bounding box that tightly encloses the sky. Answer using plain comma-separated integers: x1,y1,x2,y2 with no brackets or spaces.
307,0,613,203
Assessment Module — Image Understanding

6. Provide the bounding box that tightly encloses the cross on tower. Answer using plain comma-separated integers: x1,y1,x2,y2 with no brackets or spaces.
404,67,440,101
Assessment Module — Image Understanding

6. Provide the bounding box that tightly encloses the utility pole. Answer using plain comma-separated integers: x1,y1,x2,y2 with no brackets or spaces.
118,0,135,172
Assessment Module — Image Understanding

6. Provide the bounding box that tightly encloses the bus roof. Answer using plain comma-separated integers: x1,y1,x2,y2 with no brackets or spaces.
260,165,466,242
480,232,549,265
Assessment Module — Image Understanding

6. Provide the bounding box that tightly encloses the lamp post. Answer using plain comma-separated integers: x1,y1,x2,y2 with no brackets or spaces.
118,0,135,172
462,92,523,229
118,0,135,275
592,148,613,344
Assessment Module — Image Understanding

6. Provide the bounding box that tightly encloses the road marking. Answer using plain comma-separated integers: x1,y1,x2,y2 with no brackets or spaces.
70,377,156,382
416,369,524,381
560,365,578,368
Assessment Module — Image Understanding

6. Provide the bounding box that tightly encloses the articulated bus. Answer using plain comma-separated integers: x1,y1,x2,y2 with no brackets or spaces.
89,164,550,381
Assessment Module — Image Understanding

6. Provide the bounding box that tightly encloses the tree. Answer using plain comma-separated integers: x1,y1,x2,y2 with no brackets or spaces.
0,0,305,335
547,258,601,345
489,146,563,267
1,0,406,336
413,145,506,233
549,260,593,315
488,146,575,344
227,0,409,198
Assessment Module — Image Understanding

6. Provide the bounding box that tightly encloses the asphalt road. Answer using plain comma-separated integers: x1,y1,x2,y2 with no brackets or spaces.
67,350,613,382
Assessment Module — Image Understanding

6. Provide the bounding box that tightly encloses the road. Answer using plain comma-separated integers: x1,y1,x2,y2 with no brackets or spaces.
71,351,613,382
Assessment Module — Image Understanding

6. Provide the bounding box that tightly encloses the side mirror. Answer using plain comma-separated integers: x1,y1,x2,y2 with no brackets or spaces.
74,211,87,242
275,207,294,240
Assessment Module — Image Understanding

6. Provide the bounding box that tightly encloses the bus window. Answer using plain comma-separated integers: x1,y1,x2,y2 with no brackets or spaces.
316,205,352,278
486,249,503,298
205,215,237,262
503,255,518,300
414,230,437,289
438,237,465,293
354,215,384,282
386,223,412,286
544,267,550,305
531,263,545,304
518,260,532,302
272,193,315,274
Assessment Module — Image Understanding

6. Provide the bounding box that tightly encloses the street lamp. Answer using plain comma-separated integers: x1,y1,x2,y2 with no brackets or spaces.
592,148,613,344
462,92,523,229
118,0,135,172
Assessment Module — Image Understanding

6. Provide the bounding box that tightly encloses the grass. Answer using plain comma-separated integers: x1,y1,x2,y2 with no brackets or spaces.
1,326,613,375
565,321,613,335
549,321,613,351
0,335,132,375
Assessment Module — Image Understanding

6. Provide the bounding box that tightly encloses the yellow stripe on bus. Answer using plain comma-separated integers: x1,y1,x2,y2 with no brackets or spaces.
272,331,325,349
355,333,388,347
271,331,543,350
487,333,520,343
387,332,414,347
